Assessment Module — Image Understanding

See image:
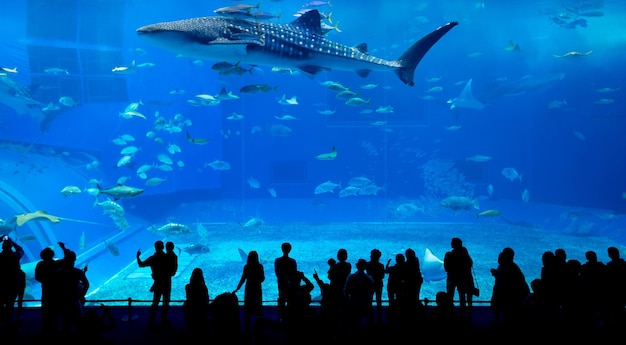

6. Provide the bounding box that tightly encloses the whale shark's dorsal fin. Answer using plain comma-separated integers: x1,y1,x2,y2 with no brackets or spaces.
290,9,323,35
354,43,368,54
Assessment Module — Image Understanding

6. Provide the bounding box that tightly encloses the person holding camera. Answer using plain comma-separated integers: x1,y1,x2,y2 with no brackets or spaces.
443,237,476,321
0,234,25,328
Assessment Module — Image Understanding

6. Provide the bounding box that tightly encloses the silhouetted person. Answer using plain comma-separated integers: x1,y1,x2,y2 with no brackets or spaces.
580,250,607,327
328,248,351,324
183,267,209,336
56,247,89,337
427,291,461,335
165,241,178,281
344,258,375,337
404,248,424,306
136,240,172,328
233,250,265,336
444,237,475,320
605,246,626,328
284,271,315,341
490,247,529,329
75,304,115,345
35,245,64,335
274,242,297,322
539,251,560,326
366,248,385,324
561,258,582,329
0,235,24,328
385,253,406,322
312,264,332,322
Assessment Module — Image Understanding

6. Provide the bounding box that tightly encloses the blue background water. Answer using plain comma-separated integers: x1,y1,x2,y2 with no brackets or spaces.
0,0,625,303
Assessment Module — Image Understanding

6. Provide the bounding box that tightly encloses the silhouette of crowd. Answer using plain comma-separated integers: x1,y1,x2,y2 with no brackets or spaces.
1,235,625,344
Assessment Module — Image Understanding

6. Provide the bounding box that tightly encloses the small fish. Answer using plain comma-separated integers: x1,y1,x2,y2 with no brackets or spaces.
267,188,277,198
314,146,337,160
79,231,86,251
522,188,530,203
157,153,173,165
573,131,586,141
152,223,191,234
117,155,133,168
501,167,522,182
59,96,78,107
60,185,82,197
183,243,211,254
186,131,211,145
44,67,69,74
466,155,492,162
1,67,18,73
247,177,260,189
206,160,231,171
105,240,119,256
476,209,501,218
487,184,494,198
314,180,340,194
145,177,167,186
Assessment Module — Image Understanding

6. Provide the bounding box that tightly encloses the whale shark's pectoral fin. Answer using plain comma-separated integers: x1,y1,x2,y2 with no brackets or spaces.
298,65,331,78
229,33,265,46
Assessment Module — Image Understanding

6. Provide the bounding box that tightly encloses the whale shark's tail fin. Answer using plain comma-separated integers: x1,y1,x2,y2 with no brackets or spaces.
395,21,458,86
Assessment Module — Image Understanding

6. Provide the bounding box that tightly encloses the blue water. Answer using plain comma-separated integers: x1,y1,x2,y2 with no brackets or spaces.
1,0,626,303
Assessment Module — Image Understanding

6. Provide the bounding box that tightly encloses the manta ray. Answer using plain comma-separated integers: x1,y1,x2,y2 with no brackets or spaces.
12,210,115,227
422,248,447,282
447,79,486,110
136,10,458,86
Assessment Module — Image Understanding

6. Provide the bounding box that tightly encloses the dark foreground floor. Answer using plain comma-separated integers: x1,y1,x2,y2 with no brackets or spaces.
1,303,619,344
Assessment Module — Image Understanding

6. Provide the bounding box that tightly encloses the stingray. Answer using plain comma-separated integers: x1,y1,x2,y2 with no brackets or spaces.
447,79,486,110
422,248,447,282
13,210,115,227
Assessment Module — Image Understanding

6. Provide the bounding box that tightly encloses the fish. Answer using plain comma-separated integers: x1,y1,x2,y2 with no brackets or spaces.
60,185,82,197
96,183,144,199
476,209,501,218
79,231,86,251
206,160,231,171
112,60,136,74
152,223,191,234
14,210,62,226
553,51,593,58
136,10,458,86
501,167,522,182
522,188,530,203
465,155,492,162
314,146,337,160
314,180,340,194
247,177,260,189
145,177,167,186
422,248,446,282
104,240,119,256
186,131,211,145
267,188,277,198
447,79,485,110
183,243,211,254
348,176,373,187
440,196,480,211
59,96,78,107
240,217,264,229
44,67,69,74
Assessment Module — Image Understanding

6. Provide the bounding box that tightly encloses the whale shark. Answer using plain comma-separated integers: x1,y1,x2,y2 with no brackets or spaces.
137,10,458,86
